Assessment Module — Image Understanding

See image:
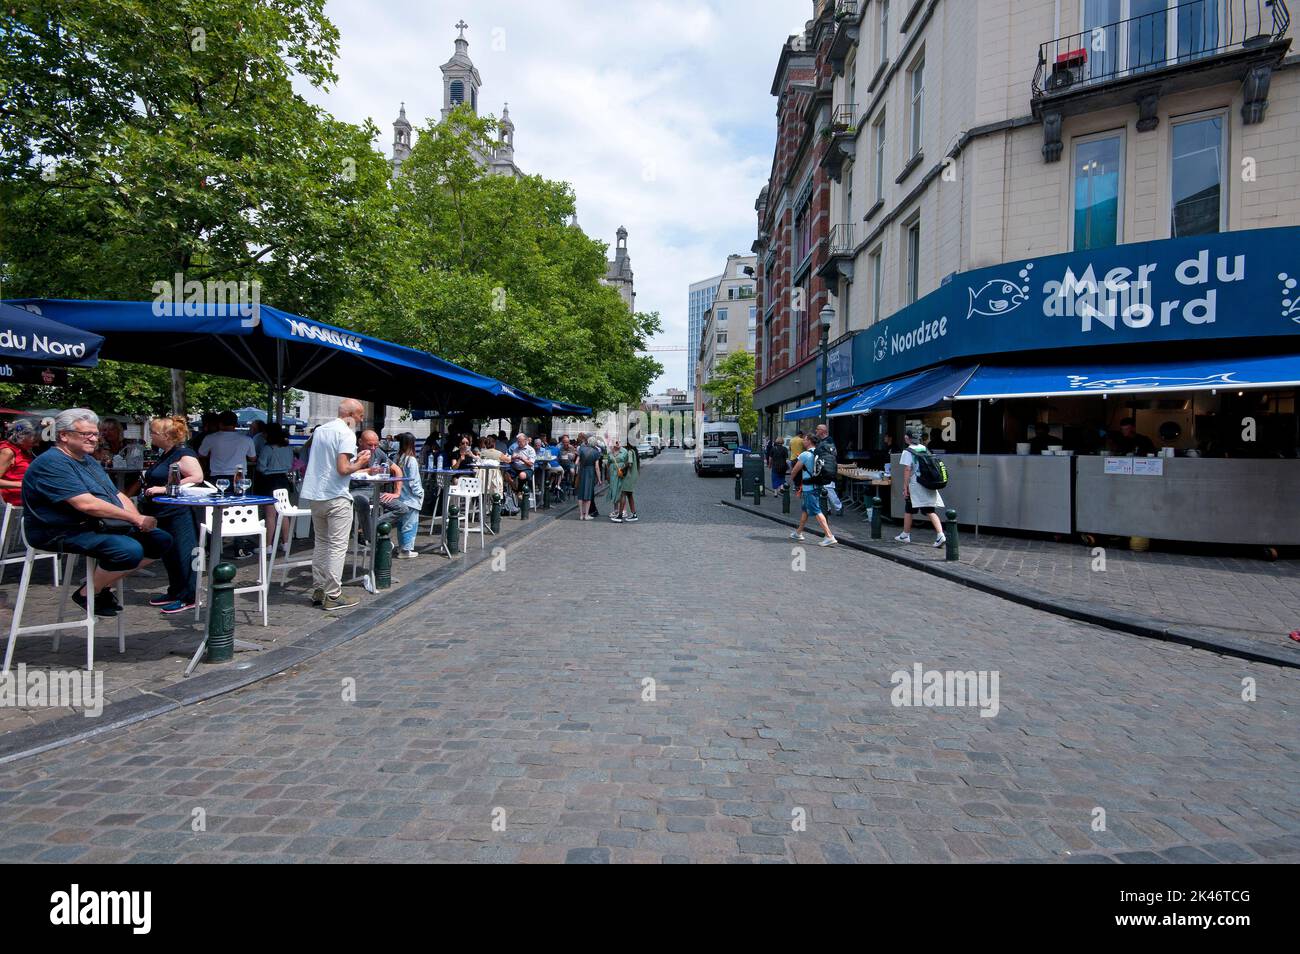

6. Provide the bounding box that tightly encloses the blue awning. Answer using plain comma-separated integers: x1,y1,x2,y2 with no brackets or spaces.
956,355,1300,400
828,371,926,417
785,392,859,421
870,364,977,410
4,298,571,418
0,302,103,367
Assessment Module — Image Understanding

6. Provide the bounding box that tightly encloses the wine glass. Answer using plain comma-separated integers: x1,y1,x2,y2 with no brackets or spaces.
215,477,230,497
236,478,252,497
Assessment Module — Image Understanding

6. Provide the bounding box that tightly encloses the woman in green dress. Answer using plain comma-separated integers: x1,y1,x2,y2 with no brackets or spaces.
609,439,639,522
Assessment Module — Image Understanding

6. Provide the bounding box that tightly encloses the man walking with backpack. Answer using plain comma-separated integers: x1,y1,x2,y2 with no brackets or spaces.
896,426,947,548
788,432,838,547
813,424,844,514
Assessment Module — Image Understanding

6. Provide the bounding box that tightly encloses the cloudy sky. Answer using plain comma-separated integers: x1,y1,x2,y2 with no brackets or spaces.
297,0,810,395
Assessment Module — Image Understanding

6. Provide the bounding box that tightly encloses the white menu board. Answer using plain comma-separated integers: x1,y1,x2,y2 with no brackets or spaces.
1103,457,1133,475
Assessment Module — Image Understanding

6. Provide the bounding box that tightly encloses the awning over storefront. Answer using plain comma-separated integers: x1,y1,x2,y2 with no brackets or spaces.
955,354,1300,400
783,392,859,420
868,364,977,411
0,302,103,367
827,372,926,417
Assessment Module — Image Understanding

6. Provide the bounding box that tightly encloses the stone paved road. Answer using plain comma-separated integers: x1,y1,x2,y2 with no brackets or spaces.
1,450,1297,863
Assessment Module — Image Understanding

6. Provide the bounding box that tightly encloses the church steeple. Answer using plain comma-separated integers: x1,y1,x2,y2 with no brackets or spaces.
391,102,412,175
498,102,515,158
440,19,482,121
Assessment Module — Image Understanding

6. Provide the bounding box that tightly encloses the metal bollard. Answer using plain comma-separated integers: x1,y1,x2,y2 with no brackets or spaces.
374,518,393,589
490,494,502,535
447,503,460,553
539,469,550,510
945,508,959,561
205,562,237,663
734,473,742,500
752,475,762,506
781,483,790,514
871,496,882,540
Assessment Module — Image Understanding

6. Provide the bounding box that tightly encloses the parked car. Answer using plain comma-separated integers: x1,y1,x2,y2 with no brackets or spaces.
645,433,663,455
695,422,742,476
636,441,653,460
682,436,696,450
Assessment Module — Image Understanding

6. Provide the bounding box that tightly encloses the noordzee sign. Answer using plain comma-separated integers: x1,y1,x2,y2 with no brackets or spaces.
851,226,1300,385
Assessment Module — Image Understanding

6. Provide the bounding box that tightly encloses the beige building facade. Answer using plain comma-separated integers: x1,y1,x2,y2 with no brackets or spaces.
695,253,758,420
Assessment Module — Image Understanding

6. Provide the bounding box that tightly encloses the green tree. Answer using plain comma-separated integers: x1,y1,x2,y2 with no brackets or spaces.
703,351,757,436
0,0,393,410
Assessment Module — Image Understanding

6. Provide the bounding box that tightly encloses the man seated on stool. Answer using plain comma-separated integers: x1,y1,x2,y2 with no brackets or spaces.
352,429,402,546
21,408,172,616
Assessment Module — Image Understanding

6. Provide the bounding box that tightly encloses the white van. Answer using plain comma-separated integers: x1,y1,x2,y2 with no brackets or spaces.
645,433,663,455
695,421,742,476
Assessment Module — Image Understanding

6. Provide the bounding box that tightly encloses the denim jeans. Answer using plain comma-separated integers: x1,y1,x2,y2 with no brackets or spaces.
397,506,419,551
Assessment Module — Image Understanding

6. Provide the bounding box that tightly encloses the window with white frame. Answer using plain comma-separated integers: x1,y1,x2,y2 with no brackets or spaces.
1170,111,1226,237
870,246,883,323
908,54,925,158
873,110,887,202
879,0,890,65
904,217,921,304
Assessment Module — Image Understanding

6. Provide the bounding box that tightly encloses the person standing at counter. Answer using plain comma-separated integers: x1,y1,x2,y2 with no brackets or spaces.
1111,417,1155,456
895,427,947,549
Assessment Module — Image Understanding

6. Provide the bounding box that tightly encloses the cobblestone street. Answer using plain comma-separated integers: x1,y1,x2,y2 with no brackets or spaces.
1,450,1297,863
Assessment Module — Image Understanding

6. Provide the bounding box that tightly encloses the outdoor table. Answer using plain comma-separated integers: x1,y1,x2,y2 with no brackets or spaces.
154,492,276,676
839,468,872,512
349,473,413,591
425,469,474,556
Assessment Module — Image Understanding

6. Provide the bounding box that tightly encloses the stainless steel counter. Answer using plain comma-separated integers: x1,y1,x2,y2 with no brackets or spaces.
1075,455,1300,545
890,453,1073,535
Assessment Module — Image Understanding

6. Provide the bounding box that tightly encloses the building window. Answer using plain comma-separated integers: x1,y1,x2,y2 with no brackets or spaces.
718,308,728,322
870,246,883,323
873,111,886,202
843,160,854,223
908,55,925,158
450,79,465,104
717,331,727,344
905,219,921,305
1072,131,1123,250
1171,113,1225,237
879,0,890,65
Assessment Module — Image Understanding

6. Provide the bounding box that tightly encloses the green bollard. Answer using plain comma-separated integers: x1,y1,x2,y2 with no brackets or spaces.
520,484,530,520
490,494,502,535
447,503,460,553
374,518,393,589
945,508,959,561
781,483,790,514
871,496,882,540
205,562,237,663
752,475,762,506
734,473,742,500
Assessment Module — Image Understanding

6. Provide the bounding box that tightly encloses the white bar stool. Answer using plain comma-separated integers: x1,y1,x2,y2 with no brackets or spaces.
266,488,312,589
448,476,484,550
1,501,60,585
3,515,124,675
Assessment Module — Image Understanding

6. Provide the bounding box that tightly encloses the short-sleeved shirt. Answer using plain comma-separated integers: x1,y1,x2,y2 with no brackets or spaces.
299,418,357,502
900,445,944,508
257,444,294,474
22,448,125,535
797,449,815,479
789,437,805,459
511,443,536,470
198,431,256,477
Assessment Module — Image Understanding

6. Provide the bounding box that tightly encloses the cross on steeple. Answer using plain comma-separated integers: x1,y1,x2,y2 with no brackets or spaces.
455,19,468,38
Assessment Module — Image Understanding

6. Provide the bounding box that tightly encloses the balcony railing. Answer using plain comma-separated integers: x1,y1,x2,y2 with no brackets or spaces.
828,223,856,255
1032,0,1290,97
834,0,859,19
831,103,857,130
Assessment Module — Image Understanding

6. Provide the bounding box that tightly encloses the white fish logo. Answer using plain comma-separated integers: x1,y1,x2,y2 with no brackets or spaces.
967,280,1027,319
1068,372,1240,391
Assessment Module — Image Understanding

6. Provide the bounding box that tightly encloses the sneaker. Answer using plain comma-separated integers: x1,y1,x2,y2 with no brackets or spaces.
98,588,123,613
160,599,196,615
625,514,639,522
148,593,177,607
610,514,623,523
311,587,325,606
396,549,420,559
933,533,947,548
322,592,360,611
72,588,116,617
894,532,911,543
789,530,805,542
819,536,838,547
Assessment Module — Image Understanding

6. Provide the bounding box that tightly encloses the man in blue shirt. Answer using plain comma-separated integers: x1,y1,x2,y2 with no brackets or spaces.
787,432,837,547
22,408,173,616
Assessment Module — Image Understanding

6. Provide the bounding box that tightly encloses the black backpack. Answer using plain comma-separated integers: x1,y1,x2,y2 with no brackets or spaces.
911,446,949,490
809,441,838,485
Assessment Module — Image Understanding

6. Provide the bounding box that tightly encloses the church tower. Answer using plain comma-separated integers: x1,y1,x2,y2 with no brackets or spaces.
391,102,412,177
603,226,635,312
440,19,482,121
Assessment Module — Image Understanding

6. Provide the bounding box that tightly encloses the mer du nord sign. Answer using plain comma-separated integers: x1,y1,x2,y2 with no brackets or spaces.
851,226,1300,383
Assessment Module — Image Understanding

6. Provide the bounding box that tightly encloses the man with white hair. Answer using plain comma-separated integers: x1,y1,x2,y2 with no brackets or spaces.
20,408,172,616
300,398,372,610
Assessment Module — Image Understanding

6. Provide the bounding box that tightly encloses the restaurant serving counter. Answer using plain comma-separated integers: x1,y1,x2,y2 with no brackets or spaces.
1075,455,1300,545
889,453,1073,535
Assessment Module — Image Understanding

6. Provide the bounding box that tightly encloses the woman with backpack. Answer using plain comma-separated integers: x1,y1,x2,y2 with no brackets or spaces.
896,426,947,547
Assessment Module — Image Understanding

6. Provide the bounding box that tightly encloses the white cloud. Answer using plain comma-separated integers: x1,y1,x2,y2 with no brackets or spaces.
299,0,810,394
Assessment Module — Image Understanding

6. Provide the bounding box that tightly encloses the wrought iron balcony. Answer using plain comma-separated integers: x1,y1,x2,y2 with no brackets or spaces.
1031,0,1290,160
828,2,861,76
819,224,857,284
834,0,859,18
828,223,856,255
831,103,858,130
1034,0,1288,96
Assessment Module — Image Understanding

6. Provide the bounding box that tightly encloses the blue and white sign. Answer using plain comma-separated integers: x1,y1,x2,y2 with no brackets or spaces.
852,226,1300,384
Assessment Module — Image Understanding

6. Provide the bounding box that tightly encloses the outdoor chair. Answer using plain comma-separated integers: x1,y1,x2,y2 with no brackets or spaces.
3,514,124,675
267,488,312,590
448,476,485,550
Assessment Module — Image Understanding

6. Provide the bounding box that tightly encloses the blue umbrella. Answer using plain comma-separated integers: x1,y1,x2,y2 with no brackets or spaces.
0,301,103,367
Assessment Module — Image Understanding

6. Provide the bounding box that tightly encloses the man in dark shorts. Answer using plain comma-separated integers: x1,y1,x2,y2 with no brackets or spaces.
21,408,172,616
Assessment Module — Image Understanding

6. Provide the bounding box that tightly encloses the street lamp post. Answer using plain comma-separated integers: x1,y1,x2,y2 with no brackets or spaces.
733,382,740,417
819,303,835,426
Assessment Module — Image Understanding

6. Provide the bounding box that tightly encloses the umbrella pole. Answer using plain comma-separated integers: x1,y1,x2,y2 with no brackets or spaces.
975,403,982,538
